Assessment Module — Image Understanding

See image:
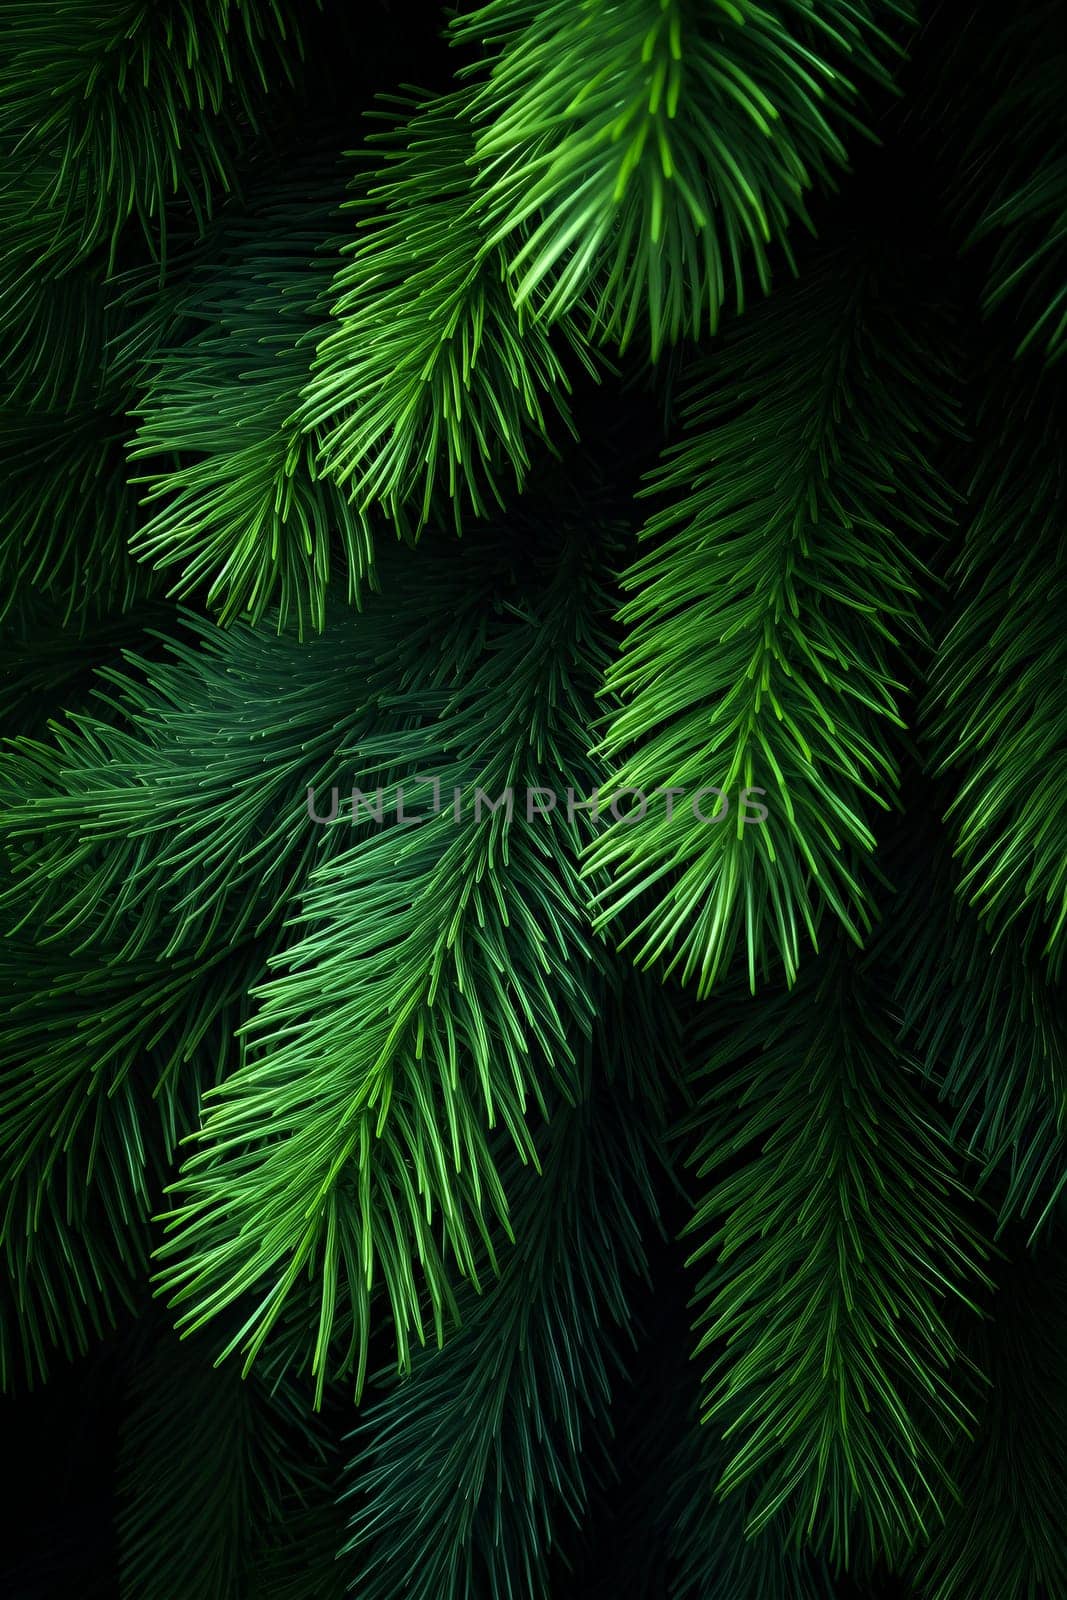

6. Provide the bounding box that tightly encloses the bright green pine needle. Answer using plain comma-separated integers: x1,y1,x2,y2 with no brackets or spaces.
452,0,913,355
153,532,616,1401
585,237,958,997
340,993,663,1600
299,88,597,533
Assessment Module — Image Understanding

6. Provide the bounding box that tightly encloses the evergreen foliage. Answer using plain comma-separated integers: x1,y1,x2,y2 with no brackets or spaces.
1,2,1066,1596
129,158,374,634
299,87,596,533
586,234,958,993
682,941,990,1564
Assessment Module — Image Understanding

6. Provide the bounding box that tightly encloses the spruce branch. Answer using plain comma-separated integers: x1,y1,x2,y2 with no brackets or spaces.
299,88,596,533
911,1241,1067,1599
154,531,616,1399
585,238,957,995
925,365,1067,978
339,990,663,1600
681,939,990,1564
128,161,375,636
0,0,314,268
452,0,913,355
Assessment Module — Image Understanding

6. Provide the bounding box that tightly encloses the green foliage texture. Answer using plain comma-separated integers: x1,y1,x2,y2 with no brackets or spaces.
0,0,1065,1595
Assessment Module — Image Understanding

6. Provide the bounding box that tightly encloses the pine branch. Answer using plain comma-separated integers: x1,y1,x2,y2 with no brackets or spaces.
128,158,375,635
0,912,264,1386
0,166,120,411
681,938,990,1565
957,1,1067,365
0,531,557,1392
666,1402,837,1599
0,138,236,413
118,1321,341,1600
924,364,1067,979
154,531,615,1398
0,536,512,961
0,401,150,625
911,1239,1067,1600
591,1303,837,1600
0,0,314,268
299,88,596,532
894,830,1067,1236
101,138,318,394
585,237,958,995
339,980,664,1600
452,0,913,355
